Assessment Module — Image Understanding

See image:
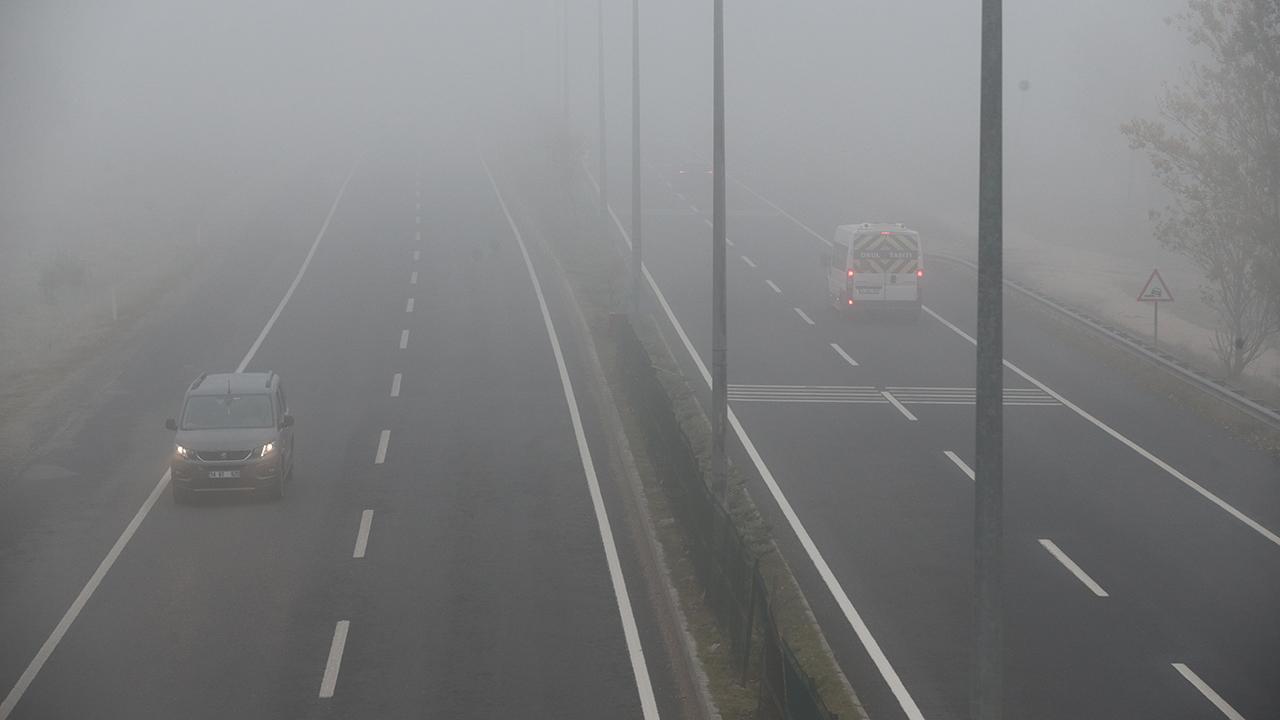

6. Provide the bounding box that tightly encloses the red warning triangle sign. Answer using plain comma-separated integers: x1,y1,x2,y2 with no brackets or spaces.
1137,268,1173,302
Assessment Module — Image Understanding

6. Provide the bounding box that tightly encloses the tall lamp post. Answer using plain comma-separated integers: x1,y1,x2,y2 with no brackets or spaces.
597,0,608,243
974,1,1005,719
710,0,727,500
630,0,642,314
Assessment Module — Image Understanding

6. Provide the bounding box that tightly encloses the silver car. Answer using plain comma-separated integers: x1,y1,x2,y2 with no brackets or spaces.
165,372,295,504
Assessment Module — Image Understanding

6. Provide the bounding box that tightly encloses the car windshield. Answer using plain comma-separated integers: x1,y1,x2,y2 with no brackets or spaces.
181,394,274,430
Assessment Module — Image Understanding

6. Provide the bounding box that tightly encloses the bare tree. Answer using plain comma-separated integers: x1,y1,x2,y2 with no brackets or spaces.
1122,0,1280,378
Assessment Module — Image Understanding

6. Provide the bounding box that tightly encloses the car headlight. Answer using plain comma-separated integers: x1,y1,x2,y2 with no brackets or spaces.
255,441,276,458
175,444,193,459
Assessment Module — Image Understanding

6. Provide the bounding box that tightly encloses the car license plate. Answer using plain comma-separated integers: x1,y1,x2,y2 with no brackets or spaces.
209,470,241,479
858,286,882,294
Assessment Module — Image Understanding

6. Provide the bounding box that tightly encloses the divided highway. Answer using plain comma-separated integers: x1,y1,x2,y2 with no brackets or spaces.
0,147,672,719
603,152,1280,720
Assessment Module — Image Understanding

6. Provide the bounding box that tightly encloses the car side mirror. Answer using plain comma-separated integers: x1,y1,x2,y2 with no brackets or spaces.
165,418,178,431
281,414,294,428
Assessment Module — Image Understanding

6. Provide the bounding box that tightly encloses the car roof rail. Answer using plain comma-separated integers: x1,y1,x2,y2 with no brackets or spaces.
189,372,208,390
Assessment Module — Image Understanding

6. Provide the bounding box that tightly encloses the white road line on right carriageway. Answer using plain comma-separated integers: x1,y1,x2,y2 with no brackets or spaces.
1037,539,1109,598
943,451,975,481
829,342,858,367
0,159,360,720
584,165,927,720
921,305,1280,549
1172,663,1247,720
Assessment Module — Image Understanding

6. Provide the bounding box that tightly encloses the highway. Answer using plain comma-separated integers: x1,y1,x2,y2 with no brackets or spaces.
0,145,676,719
603,150,1280,720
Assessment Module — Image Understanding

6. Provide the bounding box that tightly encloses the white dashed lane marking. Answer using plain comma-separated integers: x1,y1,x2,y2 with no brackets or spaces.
1172,664,1246,720
829,342,859,367
766,280,782,294
1038,539,1109,597
399,330,409,349
318,621,349,698
374,430,390,464
390,373,401,397
353,510,374,559
943,451,975,480
405,298,415,313
793,307,815,325
881,390,918,421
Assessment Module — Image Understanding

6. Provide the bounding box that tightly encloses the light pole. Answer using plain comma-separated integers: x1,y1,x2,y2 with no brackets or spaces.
974,1,1005,719
629,0,642,315
562,0,570,132
711,0,727,500
597,0,608,244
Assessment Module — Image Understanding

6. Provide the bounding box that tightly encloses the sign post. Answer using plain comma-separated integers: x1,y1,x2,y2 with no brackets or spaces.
1137,268,1173,350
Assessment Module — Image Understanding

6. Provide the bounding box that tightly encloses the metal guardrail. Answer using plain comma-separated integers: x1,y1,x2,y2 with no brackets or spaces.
931,252,1280,430
611,313,839,720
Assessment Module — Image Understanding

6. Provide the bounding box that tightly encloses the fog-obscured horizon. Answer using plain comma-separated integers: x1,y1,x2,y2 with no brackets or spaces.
3,1,1194,269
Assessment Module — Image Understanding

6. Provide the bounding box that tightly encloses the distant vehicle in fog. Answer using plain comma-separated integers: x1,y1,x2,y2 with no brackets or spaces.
824,223,924,320
165,371,295,504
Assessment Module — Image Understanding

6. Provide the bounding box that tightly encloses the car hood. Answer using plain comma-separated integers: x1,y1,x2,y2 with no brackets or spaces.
174,427,277,452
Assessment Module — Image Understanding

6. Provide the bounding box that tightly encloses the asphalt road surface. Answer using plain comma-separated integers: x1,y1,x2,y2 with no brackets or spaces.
0,145,676,720
605,151,1280,720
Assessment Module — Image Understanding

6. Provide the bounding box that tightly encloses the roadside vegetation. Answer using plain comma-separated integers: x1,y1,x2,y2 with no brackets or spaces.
1122,0,1280,378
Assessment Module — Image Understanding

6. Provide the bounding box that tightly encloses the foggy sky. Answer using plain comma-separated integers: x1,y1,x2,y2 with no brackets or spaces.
3,1,1195,260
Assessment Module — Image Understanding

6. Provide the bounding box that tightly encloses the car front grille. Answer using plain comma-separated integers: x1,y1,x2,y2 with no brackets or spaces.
195,450,253,462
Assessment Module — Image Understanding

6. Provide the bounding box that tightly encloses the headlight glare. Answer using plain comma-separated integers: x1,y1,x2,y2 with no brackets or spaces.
175,444,192,459
257,441,276,458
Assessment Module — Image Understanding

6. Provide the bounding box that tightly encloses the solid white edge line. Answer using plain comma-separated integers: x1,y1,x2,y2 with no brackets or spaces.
353,510,374,559
405,298,415,313
583,163,926,720
1172,663,1247,720
1037,539,1109,598
318,620,350,698
727,174,833,247
390,373,402,398
0,159,360,720
236,164,357,373
483,154,660,720
794,307,815,325
410,271,418,285
943,451,976,481
881,390,918,421
374,430,390,465
399,329,409,349
741,255,757,268
829,342,859,367
766,279,782,294
921,305,1280,548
